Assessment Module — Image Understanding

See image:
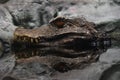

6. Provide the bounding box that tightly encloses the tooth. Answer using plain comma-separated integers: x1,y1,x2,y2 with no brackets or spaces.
38,37,41,40
15,56,18,59
31,38,33,43
35,39,39,43
23,37,26,41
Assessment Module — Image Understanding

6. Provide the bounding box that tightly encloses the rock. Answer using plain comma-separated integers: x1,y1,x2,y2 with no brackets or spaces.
0,6,16,41
0,55,15,80
58,0,120,24
10,58,53,80
0,6,16,80
0,0,9,4
0,0,120,80
100,64,120,80
5,0,57,28
113,0,120,5
96,20,118,31
99,48,120,63
2,76,17,80
52,62,111,80
0,6,16,58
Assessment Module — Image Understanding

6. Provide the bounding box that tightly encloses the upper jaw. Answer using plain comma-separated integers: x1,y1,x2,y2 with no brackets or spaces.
13,31,92,44
13,31,111,49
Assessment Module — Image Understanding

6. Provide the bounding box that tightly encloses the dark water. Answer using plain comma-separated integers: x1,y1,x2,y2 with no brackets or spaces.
1,37,120,80
100,64,120,80
12,37,111,59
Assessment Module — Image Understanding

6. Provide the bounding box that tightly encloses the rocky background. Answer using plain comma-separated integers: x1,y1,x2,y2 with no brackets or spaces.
0,0,120,80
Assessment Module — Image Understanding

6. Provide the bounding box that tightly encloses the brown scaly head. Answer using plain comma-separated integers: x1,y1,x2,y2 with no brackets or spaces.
13,17,111,58
13,17,111,72
13,17,99,44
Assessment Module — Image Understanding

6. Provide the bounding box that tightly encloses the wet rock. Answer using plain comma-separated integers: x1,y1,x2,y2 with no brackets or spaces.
113,0,120,5
58,0,120,24
96,20,118,32
0,6,16,80
0,0,9,4
100,63,120,80
96,19,120,47
0,6,16,41
2,76,17,80
96,19,120,30
0,0,119,80
10,59,53,80
5,0,57,28
99,48,120,63
0,55,15,80
52,62,111,80
0,6,16,58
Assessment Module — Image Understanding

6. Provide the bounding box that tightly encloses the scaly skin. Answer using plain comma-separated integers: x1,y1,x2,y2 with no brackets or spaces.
12,17,111,72
13,17,100,44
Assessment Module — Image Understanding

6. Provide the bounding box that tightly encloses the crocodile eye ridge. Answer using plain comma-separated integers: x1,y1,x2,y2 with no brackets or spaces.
49,17,66,28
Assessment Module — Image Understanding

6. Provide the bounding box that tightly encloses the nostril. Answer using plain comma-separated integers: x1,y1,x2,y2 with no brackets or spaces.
91,38,111,48
91,42,97,47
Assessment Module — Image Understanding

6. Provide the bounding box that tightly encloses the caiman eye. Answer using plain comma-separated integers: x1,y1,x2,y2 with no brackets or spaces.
49,17,66,28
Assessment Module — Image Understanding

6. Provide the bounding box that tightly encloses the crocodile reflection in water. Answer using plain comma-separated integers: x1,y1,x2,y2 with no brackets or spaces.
12,17,111,72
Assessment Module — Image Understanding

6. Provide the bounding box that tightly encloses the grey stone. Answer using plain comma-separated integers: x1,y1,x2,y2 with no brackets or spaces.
99,48,120,63
58,0,120,24
0,0,9,4
113,0,120,5
2,76,17,80
52,62,111,80
0,0,120,80
5,0,57,28
100,64,120,80
0,6,16,41
0,55,15,80
10,61,52,80
0,7,16,80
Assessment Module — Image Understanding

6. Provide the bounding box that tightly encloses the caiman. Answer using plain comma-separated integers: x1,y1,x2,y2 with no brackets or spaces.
11,17,111,72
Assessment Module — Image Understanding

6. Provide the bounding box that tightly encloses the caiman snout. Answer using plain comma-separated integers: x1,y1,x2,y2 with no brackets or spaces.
12,17,111,59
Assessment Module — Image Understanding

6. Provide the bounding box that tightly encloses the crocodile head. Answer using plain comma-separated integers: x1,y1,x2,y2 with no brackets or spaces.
13,17,111,58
